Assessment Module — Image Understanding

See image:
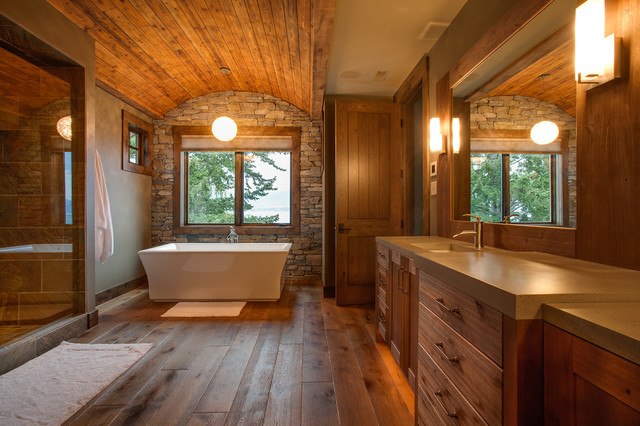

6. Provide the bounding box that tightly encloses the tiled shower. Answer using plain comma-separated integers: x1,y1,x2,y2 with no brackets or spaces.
0,17,86,346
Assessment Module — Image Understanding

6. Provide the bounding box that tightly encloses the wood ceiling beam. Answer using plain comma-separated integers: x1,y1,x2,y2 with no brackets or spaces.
311,0,337,120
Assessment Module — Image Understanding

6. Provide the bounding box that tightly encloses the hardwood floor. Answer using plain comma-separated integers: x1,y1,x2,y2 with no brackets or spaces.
64,281,414,425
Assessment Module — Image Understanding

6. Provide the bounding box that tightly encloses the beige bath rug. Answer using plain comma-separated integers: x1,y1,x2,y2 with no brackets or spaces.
0,341,151,425
161,301,246,317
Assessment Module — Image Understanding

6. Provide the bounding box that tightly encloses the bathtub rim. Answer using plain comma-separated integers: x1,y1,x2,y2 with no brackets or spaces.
138,242,292,255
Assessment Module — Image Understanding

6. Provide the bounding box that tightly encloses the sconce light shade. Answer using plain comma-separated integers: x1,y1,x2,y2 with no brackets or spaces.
530,120,559,145
575,0,621,85
429,117,443,152
211,116,237,141
56,115,72,141
452,118,461,154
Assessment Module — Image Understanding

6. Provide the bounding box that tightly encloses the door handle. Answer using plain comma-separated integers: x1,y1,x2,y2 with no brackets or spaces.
338,223,352,232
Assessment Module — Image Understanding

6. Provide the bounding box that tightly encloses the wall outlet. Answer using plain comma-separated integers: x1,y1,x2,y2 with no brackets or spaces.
430,181,437,195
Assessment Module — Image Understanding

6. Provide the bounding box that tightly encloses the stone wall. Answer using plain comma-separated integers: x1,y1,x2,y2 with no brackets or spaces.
151,91,322,278
470,95,577,228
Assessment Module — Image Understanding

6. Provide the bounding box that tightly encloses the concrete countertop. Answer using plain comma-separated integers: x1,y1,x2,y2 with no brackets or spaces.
375,236,640,320
543,302,640,365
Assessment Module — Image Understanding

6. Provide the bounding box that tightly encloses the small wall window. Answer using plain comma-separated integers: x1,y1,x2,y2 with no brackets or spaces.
173,126,300,234
122,110,152,175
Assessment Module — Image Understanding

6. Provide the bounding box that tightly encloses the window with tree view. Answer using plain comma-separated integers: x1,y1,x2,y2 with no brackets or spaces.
470,153,556,224
176,126,300,231
186,151,291,225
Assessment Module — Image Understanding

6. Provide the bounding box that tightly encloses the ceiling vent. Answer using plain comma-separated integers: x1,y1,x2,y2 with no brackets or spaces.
419,21,449,41
373,71,388,81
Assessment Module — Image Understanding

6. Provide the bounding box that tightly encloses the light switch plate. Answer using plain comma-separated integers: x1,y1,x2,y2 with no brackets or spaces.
430,161,437,176
430,181,437,195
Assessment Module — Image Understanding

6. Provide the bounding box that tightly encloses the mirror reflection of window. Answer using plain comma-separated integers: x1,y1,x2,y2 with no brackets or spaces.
471,152,559,224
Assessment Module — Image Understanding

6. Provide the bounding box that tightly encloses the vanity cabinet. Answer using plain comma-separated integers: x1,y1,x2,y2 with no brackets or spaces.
544,323,640,425
417,270,503,425
375,243,418,389
375,244,390,342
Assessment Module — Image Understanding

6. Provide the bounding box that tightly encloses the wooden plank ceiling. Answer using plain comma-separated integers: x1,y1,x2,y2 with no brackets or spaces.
47,0,335,119
467,25,576,117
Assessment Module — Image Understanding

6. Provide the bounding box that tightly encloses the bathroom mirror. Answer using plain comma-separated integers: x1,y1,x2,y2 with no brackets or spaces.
450,0,577,228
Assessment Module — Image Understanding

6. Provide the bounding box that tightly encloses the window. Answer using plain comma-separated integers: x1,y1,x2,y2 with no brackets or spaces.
468,129,569,225
122,110,153,175
470,153,559,224
174,126,300,234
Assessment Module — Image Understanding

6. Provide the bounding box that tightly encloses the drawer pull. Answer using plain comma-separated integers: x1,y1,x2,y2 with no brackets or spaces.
435,297,460,314
434,342,460,363
433,391,458,418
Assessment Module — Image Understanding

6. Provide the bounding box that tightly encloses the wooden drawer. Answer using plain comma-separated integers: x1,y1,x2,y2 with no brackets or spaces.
377,296,388,342
418,344,487,425
572,334,640,413
376,244,390,266
416,385,446,426
376,263,388,290
419,304,502,425
419,270,502,366
391,250,401,265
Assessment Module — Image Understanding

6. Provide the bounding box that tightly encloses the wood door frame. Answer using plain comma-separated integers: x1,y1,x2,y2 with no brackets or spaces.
394,55,430,236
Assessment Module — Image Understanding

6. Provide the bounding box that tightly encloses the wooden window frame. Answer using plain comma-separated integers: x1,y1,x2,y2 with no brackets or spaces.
173,125,301,235
122,110,153,175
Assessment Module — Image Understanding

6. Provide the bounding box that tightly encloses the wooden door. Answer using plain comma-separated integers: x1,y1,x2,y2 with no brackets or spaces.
335,100,402,305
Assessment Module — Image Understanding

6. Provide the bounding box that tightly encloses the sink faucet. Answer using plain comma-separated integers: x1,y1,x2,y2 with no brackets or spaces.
226,225,238,243
502,214,519,223
453,214,483,249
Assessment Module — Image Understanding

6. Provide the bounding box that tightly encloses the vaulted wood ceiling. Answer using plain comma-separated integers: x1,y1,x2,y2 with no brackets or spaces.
47,0,335,119
467,25,576,117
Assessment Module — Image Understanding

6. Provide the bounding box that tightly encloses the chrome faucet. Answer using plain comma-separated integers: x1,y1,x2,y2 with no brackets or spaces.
453,214,483,249
502,214,519,223
226,225,239,243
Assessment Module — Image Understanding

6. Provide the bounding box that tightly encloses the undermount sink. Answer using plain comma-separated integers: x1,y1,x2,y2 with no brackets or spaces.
410,242,478,253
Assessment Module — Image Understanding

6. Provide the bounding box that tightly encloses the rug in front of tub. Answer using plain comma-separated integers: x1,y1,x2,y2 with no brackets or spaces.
0,341,151,425
161,301,247,317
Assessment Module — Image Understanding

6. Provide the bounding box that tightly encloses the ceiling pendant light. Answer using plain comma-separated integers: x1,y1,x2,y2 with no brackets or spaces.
211,116,237,142
56,115,72,141
530,120,559,145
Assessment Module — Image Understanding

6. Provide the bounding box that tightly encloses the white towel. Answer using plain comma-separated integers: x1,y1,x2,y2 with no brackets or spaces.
94,149,114,263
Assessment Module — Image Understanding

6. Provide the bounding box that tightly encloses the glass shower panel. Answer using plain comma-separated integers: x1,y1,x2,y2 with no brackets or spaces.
0,38,85,346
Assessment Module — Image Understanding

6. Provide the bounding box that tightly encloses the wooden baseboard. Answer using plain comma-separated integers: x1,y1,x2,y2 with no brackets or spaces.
95,275,148,306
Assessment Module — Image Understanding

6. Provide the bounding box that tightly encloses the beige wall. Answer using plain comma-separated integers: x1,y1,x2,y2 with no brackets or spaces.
426,0,513,234
95,88,152,293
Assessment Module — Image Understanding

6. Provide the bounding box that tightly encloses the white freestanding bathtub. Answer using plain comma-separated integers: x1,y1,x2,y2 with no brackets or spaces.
138,242,292,301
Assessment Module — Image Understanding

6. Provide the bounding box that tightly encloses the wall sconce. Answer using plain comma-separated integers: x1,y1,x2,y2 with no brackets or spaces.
211,116,237,141
451,118,461,154
429,117,443,152
575,0,621,86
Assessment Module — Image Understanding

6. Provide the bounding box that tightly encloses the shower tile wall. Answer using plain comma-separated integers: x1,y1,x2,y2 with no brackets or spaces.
0,91,84,329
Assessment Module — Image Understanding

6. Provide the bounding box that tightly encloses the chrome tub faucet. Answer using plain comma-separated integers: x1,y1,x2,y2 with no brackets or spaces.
227,225,239,243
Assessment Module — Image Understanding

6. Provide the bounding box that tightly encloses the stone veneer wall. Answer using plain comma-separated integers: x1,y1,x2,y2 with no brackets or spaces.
470,96,577,228
151,91,322,278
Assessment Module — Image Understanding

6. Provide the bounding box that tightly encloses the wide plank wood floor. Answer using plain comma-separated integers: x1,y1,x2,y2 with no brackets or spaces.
64,281,414,425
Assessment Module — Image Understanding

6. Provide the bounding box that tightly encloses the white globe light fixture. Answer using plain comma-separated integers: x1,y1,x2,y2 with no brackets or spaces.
211,116,237,142
56,115,72,141
530,120,559,145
